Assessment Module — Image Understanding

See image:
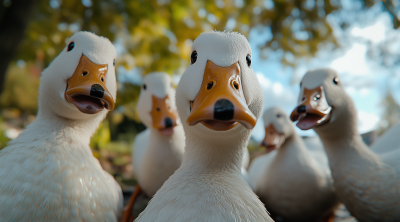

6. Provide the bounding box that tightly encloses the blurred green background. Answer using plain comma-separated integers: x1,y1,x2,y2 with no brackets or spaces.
0,0,399,189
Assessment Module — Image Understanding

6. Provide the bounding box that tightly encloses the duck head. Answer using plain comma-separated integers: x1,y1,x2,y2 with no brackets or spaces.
290,69,352,134
136,72,179,136
260,107,294,153
176,31,263,141
39,31,117,121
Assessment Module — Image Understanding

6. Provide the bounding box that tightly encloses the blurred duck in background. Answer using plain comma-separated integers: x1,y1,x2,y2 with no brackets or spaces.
135,31,273,221
290,68,400,222
249,107,338,222
370,121,400,155
121,72,185,222
0,32,123,221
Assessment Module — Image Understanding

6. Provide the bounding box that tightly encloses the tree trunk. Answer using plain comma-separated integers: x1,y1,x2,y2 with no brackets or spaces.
0,0,39,93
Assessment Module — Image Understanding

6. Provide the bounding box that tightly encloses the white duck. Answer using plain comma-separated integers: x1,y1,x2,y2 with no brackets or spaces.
371,122,400,154
249,107,338,222
241,147,251,183
120,72,185,221
135,31,273,221
0,31,122,221
290,68,400,222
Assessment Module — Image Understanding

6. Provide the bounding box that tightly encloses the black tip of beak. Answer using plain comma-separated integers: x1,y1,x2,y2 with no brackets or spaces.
297,105,306,114
165,117,173,128
214,99,234,121
90,84,105,98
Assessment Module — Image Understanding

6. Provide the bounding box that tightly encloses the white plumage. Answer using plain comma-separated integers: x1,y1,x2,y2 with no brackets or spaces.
0,31,123,221
249,107,338,222
135,31,273,222
294,68,400,222
371,121,400,154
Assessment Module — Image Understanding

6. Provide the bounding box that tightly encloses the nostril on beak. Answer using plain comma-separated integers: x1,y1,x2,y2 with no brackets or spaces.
165,117,173,128
90,84,105,98
214,99,234,121
297,105,306,113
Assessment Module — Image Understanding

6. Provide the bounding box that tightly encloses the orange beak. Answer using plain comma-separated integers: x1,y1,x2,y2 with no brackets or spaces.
290,86,331,130
186,60,256,131
65,55,115,114
150,95,178,136
260,124,285,153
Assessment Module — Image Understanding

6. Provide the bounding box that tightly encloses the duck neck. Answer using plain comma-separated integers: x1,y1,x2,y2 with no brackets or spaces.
181,129,249,174
147,126,182,151
29,108,104,146
314,101,380,171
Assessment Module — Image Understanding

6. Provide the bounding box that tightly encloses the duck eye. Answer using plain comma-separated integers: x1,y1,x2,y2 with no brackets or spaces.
113,59,115,66
246,54,251,67
233,82,239,90
300,82,302,87
143,84,147,90
67,42,75,52
191,51,197,64
333,77,340,85
207,81,213,90
314,94,321,101
277,114,281,118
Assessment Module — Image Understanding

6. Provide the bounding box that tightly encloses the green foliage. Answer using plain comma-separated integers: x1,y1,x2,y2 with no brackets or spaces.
0,63,40,114
14,0,378,70
0,117,11,150
90,119,111,150
115,82,142,121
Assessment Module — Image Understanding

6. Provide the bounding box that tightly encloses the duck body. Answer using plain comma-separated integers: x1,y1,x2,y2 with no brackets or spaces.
250,107,337,222
241,148,251,183
0,31,122,221
371,121,400,155
136,31,273,221
136,137,271,222
321,135,400,221
0,117,122,221
291,69,400,221
135,168,266,221
133,126,185,197
257,136,337,222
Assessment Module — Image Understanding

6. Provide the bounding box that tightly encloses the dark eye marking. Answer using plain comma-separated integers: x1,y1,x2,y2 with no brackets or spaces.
67,42,75,52
191,51,197,64
246,54,251,67
333,77,340,85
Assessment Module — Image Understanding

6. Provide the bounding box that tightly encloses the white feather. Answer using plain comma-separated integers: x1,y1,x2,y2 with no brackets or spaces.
0,32,122,221
136,31,273,222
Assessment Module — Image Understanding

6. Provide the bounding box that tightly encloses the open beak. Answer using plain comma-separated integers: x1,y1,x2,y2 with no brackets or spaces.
65,54,115,114
260,124,285,153
290,86,332,130
151,95,178,136
186,60,256,131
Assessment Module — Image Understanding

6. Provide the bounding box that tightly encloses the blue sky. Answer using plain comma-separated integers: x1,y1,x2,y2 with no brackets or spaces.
117,3,400,142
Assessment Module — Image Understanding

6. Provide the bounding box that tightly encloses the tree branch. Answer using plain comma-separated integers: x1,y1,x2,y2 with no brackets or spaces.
382,0,400,29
